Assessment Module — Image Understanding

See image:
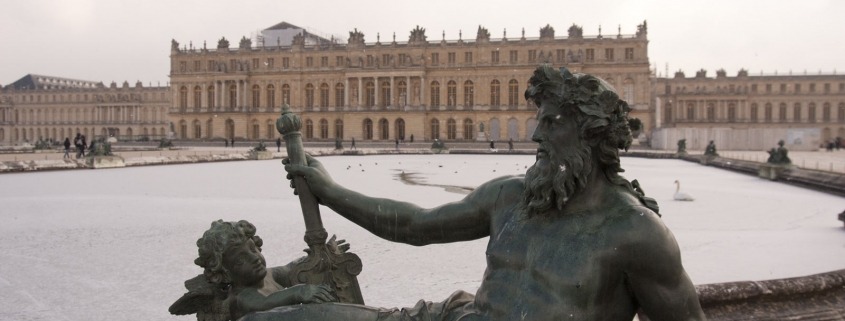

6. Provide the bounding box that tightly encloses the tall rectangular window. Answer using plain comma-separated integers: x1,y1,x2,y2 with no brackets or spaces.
194,60,201,71
751,84,758,93
336,56,344,66
306,57,313,67
464,52,472,64
382,54,391,65
809,83,816,93
604,48,614,61
585,49,594,61
448,52,456,64
282,58,290,69
765,84,772,93
321,56,328,67
794,84,801,93
528,50,537,62
624,48,634,60
252,58,259,69
267,58,274,68
491,51,499,64
556,49,565,63
431,53,439,65
509,50,518,63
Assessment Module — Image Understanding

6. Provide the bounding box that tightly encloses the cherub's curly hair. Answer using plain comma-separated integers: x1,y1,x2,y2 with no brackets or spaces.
525,65,659,213
194,220,263,285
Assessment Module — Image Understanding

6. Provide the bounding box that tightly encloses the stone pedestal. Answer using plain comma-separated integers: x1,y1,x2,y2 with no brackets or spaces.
86,156,126,169
476,132,487,142
249,151,273,160
700,155,717,165
758,164,792,181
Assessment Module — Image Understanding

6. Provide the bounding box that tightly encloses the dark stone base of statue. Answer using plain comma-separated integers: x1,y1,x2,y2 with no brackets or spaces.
700,154,718,165
758,163,793,181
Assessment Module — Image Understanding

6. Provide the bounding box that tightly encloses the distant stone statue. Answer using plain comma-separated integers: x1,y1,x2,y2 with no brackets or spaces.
766,140,791,165
677,138,687,154
704,140,719,156
281,65,704,320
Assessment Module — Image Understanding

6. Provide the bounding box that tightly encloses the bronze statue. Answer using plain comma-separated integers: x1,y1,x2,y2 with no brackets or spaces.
766,140,791,165
677,138,687,154
169,220,343,321
277,65,704,320
704,140,718,156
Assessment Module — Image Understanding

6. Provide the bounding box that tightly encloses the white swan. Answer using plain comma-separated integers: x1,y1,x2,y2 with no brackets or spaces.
673,180,695,201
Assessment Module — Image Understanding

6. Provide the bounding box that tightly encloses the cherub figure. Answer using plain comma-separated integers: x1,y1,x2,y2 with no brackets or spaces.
170,220,340,321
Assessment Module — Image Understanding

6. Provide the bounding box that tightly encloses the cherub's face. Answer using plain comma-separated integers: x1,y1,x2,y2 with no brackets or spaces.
222,239,267,287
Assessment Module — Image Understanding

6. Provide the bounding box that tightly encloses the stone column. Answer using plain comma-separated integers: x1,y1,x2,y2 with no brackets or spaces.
374,77,380,108
390,76,395,108
420,76,426,109
357,78,363,110
344,78,349,109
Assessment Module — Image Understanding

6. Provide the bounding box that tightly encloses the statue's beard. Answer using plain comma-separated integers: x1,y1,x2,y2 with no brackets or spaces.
522,143,593,217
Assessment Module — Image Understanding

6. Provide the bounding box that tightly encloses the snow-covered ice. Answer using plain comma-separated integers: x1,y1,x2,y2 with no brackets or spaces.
0,155,843,321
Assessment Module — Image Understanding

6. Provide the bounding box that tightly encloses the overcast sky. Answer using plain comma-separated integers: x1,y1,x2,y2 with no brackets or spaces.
2,0,843,86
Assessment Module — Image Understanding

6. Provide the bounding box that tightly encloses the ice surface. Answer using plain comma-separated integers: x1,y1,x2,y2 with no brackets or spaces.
0,155,843,321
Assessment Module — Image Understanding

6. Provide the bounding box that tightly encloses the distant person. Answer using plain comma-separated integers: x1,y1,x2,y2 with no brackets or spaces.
74,133,83,158
63,137,71,159
489,140,496,151
409,134,414,143
80,135,87,157
351,137,356,150
395,138,399,151
230,138,234,148
508,138,514,151
276,137,282,152
225,139,229,148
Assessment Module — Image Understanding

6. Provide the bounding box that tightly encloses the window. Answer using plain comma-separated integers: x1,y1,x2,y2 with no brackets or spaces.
193,86,202,109
179,61,187,72
780,84,786,93
363,119,373,139
448,52,456,64
795,84,801,93
305,84,314,108
430,118,440,140
252,58,259,69
728,104,736,122
267,85,275,108
228,84,237,109
446,119,457,139
528,50,537,62
686,104,695,120
306,57,313,67
365,82,375,107
490,80,500,107
808,103,816,123
251,85,260,108
463,119,474,140
208,60,215,71
793,103,802,121
320,83,330,108
463,80,474,107
750,103,758,122
839,103,845,122
305,120,313,139
336,56,344,67
379,118,389,140
397,81,407,106
706,103,715,121
267,58,274,68
320,119,329,139
509,50,518,63
282,84,291,104
334,119,344,139
824,83,830,93
380,81,390,108
622,80,634,104
585,49,594,61
207,85,215,108
447,81,457,107
766,84,772,93
823,103,831,121
751,84,758,93
464,52,472,64
321,56,328,67
809,83,816,93
624,48,634,60
508,79,519,107
604,48,614,61
431,53,439,65
367,55,374,66
194,60,201,71
282,57,290,69
556,49,565,63
491,51,499,64
398,54,408,65
778,103,787,121
430,81,440,107
764,103,773,121
335,83,345,108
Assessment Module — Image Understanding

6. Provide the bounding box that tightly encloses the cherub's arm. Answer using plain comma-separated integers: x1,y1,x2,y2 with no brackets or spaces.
234,284,335,315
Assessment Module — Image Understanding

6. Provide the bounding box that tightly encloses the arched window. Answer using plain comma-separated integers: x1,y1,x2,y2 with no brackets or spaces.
320,83,330,109
266,85,276,109
463,118,474,140
664,104,673,124
381,81,390,108
282,84,291,105
750,103,758,122
446,119,457,139
706,103,715,121
228,84,237,110
490,80,500,107
430,81,441,107
266,119,274,138
363,118,373,140
335,83,345,108
179,86,188,111
305,119,314,139
193,120,201,139
764,103,773,121
808,103,816,123
430,118,440,140
622,79,635,104
823,102,831,122
193,86,202,110
838,103,845,122
463,80,474,107
793,103,802,122
779,103,787,121
251,85,260,108
447,81,457,107
365,81,375,107
727,103,736,122
305,83,315,109
320,119,329,139
508,79,519,107
335,119,344,139
686,103,695,120
379,118,389,140
207,85,215,109
251,119,260,139
395,118,405,140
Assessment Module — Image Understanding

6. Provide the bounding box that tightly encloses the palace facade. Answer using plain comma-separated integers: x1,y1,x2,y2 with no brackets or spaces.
166,22,652,143
0,75,170,145
654,69,845,150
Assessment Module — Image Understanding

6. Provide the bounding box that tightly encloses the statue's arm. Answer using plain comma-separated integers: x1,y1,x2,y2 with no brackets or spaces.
235,284,335,315
625,214,706,321
285,156,508,245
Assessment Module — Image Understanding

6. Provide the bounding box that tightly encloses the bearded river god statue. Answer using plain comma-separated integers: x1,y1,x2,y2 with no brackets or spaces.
266,65,706,321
